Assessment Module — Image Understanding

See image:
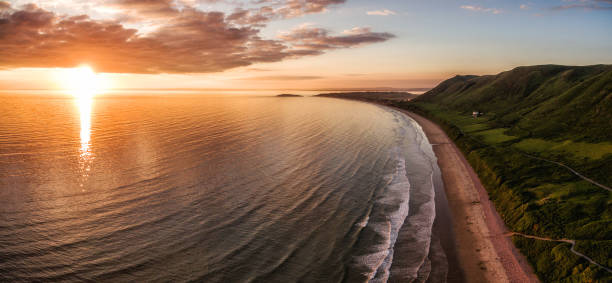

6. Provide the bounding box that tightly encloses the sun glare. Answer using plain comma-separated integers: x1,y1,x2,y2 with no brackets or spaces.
60,65,104,98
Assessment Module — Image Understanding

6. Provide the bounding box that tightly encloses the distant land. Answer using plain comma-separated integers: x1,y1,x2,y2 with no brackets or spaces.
318,65,612,282
317,92,417,102
276,94,303,97
314,87,430,92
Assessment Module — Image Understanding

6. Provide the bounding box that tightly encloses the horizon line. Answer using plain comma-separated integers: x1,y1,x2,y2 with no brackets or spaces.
0,87,432,92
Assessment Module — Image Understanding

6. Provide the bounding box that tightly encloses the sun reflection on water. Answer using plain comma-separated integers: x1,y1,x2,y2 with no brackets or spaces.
77,95,94,185
62,65,102,186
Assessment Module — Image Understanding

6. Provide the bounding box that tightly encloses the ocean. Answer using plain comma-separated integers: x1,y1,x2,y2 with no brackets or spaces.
0,92,447,282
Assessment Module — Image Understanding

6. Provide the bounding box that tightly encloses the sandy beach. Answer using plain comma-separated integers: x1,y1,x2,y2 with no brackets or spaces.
399,110,539,283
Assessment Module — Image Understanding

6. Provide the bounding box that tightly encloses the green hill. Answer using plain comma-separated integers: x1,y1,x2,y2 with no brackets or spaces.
418,65,612,142
403,65,612,282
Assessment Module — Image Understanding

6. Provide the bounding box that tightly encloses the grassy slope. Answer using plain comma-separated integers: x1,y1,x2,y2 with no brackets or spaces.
401,65,612,282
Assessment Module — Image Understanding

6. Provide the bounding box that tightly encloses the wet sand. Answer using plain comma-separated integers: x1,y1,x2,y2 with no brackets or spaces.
398,110,539,283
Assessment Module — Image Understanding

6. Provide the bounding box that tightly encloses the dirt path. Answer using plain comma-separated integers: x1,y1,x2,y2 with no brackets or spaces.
507,232,612,274
522,154,612,193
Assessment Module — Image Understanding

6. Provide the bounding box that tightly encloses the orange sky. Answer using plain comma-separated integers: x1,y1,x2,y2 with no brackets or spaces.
1,0,610,91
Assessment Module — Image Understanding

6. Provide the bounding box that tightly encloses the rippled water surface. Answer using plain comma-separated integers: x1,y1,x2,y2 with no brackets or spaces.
0,93,443,282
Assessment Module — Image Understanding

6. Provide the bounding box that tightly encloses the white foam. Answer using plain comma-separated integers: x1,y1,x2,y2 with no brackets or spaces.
355,215,370,228
351,150,412,282
351,107,441,282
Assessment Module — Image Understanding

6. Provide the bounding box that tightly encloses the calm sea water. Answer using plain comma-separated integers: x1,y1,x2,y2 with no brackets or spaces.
0,93,445,282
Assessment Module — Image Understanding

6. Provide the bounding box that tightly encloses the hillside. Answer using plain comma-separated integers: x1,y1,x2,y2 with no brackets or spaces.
418,65,612,142
405,65,612,282
413,65,612,186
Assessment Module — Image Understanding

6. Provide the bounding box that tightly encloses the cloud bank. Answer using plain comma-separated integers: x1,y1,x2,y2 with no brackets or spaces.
0,0,394,74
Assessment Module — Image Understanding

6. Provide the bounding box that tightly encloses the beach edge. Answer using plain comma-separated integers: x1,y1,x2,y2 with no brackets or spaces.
395,109,539,283
317,95,539,282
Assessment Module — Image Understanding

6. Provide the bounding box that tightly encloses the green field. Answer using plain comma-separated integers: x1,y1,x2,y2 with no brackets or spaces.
514,139,612,160
473,128,517,144
463,123,491,133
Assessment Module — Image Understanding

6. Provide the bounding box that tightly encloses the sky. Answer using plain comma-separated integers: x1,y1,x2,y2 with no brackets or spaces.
0,0,611,90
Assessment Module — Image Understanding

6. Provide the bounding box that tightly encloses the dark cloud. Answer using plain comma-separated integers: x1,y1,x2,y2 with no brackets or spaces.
0,1,393,74
280,26,395,52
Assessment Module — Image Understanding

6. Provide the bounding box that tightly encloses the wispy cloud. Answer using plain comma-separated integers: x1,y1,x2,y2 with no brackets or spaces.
243,75,323,81
520,4,530,10
460,5,502,14
366,9,396,16
552,0,612,11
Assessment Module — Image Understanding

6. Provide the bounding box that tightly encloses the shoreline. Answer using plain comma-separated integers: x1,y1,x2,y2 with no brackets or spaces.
397,109,539,282
319,96,539,282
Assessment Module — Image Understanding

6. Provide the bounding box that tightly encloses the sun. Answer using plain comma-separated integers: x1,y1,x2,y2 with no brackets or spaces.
59,65,104,98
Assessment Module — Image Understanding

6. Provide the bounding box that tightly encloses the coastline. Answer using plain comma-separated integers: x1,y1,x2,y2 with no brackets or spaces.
398,109,538,283
320,96,539,282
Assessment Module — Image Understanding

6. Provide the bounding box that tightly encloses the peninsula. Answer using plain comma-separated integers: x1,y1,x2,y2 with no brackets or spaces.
276,94,304,97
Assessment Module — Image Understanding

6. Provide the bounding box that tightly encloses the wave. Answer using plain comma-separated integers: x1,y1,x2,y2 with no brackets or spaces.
349,107,442,282
351,151,411,282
